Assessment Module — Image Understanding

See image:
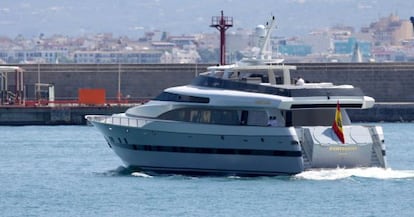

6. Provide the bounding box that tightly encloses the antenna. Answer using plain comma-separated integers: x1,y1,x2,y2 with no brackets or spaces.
258,16,277,60
210,11,233,65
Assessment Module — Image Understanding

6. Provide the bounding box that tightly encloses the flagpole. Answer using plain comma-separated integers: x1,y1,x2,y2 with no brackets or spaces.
332,100,345,144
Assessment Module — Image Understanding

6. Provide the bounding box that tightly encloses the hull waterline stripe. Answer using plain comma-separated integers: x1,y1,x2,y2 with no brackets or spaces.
112,143,302,157
129,165,297,176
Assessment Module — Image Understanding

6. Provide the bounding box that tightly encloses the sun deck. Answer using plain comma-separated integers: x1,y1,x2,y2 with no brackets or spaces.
191,75,365,98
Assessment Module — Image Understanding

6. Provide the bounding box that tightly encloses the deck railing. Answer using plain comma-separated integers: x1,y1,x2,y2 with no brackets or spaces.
86,114,154,128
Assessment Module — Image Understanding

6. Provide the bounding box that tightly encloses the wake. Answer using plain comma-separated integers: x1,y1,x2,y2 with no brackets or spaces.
294,167,414,180
100,166,414,180
131,172,153,178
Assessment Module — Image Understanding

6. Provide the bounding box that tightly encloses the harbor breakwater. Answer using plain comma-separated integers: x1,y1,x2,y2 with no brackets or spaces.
0,106,129,125
5,62,414,102
1,62,414,124
1,103,413,125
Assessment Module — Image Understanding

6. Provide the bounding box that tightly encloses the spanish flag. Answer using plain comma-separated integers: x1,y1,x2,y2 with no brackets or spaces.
332,101,345,143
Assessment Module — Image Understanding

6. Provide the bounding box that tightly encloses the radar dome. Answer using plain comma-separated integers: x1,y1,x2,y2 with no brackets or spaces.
255,25,266,37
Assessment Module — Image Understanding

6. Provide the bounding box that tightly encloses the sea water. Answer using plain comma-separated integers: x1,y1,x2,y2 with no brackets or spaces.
1,123,414,217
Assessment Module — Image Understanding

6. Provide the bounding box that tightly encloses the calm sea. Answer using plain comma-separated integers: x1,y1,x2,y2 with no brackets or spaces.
1,123,414,217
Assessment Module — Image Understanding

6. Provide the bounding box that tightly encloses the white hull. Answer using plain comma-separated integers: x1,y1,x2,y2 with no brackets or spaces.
91,116,304,175
87,115,386,176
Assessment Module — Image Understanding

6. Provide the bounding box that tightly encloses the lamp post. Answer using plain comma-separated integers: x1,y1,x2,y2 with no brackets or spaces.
37,63,40,104
117,53,122,103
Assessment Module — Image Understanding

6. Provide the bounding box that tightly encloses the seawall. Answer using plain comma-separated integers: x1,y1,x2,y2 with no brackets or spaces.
1,103,413,125
0,106,129,125
1,63,414,124
5,62,414,102
348,103,414,122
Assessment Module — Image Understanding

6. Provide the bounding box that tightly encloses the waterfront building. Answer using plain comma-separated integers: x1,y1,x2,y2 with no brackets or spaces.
362,14,413,46
302,31,332,54
334,37,371,57
160,45,200,64
278,43,312,56
0,49,69,63
371,47,408,62
167,35,197,48
227,28,252,54
0,13,413,64
73,50,163,64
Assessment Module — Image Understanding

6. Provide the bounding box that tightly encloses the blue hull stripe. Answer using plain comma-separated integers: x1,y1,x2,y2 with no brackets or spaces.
130,165,297,176
111,143,302,157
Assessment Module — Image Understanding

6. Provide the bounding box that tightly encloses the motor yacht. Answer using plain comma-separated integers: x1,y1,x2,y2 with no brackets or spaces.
86,17,386,176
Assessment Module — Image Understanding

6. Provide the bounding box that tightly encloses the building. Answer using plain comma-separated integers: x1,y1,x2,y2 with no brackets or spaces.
0,49,68,63
74,50,163,64
363,14,413,45
334,37,371,57
302,32,332,54
277,39,312,56
167,35,197,48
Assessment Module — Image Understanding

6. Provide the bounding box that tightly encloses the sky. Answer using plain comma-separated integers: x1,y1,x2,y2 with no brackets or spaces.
0,0,413,38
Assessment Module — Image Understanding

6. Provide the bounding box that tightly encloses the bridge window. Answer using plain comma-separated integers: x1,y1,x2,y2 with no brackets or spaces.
154,92,210,103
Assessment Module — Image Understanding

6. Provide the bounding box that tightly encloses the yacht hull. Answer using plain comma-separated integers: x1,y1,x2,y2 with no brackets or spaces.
297,126,387,169
90,118,304,176
87,115,387,176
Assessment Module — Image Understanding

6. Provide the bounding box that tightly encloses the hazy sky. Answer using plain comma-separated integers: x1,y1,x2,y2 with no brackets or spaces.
0,0,413,38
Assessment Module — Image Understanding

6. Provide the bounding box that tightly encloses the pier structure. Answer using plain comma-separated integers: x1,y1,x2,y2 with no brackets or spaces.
0,66,24,105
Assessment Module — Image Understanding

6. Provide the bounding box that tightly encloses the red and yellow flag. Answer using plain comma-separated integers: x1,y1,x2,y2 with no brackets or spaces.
332,101,345,143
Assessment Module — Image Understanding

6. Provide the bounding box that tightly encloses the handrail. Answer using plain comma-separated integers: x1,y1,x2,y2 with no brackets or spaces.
86,115,154,128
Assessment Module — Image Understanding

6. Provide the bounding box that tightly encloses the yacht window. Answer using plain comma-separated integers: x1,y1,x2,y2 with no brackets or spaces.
158,108,239,125
287,109,351,126
154,92,210,103
240,110,248,125
246,110,268,126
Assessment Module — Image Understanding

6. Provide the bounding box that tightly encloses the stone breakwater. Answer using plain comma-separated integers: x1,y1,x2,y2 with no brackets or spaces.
6,62,414,102
0,103,413,125
1,63,414,124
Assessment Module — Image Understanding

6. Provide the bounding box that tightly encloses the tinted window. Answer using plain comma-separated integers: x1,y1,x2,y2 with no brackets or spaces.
158,108,240,125
155,92,210,103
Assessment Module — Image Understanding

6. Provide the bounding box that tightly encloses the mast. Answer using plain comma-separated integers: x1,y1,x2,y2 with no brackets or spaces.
258,16,277,60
